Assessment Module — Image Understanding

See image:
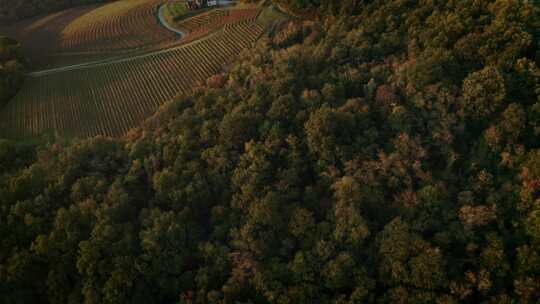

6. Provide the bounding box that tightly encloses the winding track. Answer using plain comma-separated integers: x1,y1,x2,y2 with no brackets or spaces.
157,5,186,37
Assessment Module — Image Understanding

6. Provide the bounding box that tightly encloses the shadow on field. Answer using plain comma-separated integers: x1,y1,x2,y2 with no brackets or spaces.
0,3,105,68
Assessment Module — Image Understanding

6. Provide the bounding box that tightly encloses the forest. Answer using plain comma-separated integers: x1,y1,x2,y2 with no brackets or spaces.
0,36,24,107
1,0,540,303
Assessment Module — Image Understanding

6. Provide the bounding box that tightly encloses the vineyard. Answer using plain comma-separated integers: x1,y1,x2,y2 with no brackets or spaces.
176,9,229,32
178,8,263,44
0,0,177,69
59,0,178,53
0,9,266,138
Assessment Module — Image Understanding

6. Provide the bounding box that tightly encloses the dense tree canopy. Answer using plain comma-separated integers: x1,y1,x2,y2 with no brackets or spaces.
0,36,24,108
1,0,540,303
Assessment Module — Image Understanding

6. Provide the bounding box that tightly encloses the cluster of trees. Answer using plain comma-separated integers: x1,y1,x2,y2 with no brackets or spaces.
0,36,24,108
0,0,114,25
272,0,360,16
1,0,540,303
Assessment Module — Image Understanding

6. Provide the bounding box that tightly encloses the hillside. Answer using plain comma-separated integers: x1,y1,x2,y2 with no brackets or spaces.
1,0,540,303
0,36,24,108
0,0,177,69
0,0,114,26
0,2,270,138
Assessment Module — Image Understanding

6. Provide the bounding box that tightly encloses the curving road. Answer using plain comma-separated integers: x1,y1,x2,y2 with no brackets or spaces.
157,4,185,37
157,0,236,35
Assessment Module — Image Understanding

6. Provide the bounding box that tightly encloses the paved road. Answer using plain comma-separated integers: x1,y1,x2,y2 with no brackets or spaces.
157,5,185,37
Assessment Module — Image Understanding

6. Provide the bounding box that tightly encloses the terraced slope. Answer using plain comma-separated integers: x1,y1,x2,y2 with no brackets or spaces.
180,8,262,43
0,14,265,138
176,9,228,32
0,0,176,69
60,0,176,52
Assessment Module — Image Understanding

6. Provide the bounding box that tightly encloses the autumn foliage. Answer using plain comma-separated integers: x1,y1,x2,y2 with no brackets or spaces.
0,0,540,303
